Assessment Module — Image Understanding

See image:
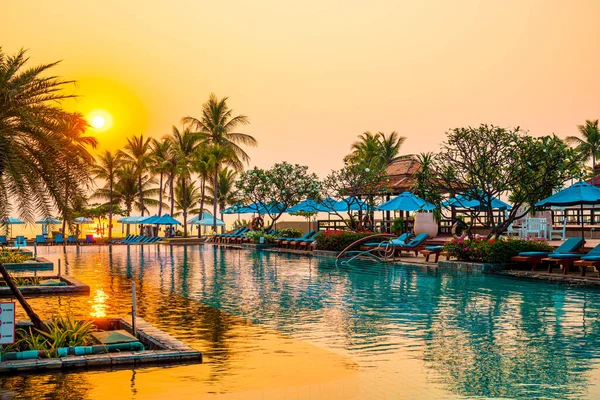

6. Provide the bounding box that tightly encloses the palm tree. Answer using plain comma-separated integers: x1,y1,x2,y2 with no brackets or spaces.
206,144,235,232
377,131,406,166
0,48,94,332
93,150,123,240
150,138,171,216
566,120,600,186
59,112,98,235
166,126,202,235
182,93,256,169
206,168,239,213
172,179,200,237
193,147,214,237
345,131,407,168
120,134,152,216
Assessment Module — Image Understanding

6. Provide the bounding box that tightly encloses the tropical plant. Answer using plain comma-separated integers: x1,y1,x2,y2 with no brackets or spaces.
277,227,303,238
193,146,214,236
237,162,321,229
566,119,600,185
443,236,553,264
314,230,377,251
232,219,248,230
172,179,200,237
345,131,407,168
120,134,152,216
93,150,123,239
206,167,239,212
150,138,171,216
206,144,236,231
244,230,276,244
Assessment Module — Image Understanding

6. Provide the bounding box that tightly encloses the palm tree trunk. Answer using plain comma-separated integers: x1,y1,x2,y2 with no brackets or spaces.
108,177,113,240
593,153,597,187
213,166,219,233
62,165,70,236
198,178,205,238
138,173,145,216
182,178,188,237
169,175,175,216
0,263,48,333
158,172,164,216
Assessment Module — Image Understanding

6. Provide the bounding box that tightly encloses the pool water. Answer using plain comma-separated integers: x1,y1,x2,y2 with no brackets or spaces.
2,245,600,399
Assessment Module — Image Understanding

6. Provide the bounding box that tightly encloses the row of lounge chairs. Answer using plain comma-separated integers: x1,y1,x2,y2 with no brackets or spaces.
0,234,97,247
276,230,319,250
511,237,600,276
109,235,162,245
361,233,434,257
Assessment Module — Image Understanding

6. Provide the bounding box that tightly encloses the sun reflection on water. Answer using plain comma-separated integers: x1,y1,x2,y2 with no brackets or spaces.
89,288,108,318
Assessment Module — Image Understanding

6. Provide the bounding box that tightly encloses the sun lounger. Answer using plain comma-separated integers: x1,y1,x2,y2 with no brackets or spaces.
67,235,78,245
14,236,26,247
420,245,446,262
279,231,316,248
35,235,48,246
574,245,600,276
0,236,8,246
85,234,97,244
510,237,584,271
54,234,65,245
396,233,429,256
362,233,413,249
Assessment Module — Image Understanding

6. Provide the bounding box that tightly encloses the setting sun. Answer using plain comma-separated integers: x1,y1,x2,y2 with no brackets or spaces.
91,115,105,129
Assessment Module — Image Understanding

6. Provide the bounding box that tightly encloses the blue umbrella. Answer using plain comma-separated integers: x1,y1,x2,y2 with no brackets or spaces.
314,197,337,212
190,212,225,227
287,199,322,213
441,193,512,211
1,217,24,225
36,217,61,225
536,181,600,239
221,203,244,215
377,192,436,211
153,214,181,225
332,196,370,212
238,202,287,215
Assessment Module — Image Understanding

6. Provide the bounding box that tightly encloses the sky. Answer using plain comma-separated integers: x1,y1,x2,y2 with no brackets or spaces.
3,0,600,178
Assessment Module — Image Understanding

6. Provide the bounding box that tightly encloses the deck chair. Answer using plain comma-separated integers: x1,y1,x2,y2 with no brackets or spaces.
67,235,78,245
0,236,8,246
54,234,65,245
363,233,413,248
574,245,600,276
510,237,584,271
279,230,316,248
35,235,47,246
396,233,429,256
14,236,26,247
85,234,97,244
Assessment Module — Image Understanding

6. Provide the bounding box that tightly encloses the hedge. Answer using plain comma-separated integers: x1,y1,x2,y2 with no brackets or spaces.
444,237,554,264
314,230,377,251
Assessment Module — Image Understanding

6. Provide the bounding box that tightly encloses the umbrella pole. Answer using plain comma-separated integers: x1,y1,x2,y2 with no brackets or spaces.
581,204,585,241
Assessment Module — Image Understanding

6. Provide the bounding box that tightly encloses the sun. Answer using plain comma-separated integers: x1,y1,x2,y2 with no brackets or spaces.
91,115,105,129
87,109,113,132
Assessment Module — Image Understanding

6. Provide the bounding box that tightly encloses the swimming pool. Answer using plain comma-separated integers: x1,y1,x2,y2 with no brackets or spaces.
2,245,600,399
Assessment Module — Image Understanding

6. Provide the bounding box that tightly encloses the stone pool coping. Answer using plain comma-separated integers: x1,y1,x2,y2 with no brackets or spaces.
0,275,90,296
4,257,53,271
0,317,202,373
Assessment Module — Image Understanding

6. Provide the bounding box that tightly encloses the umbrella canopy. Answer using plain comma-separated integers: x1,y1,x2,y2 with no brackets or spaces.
287,199,322,213
118,216,148,224
36,217,61,225
140,215,160,224
73,217,93,224
189,212,225,226
153,214,181,225
536,181,600,239
221,203,245,215
238,202,287,214
332,197,370,212
1,217,24,225
441,193,512,211
377,192,436,212
313,197,338,212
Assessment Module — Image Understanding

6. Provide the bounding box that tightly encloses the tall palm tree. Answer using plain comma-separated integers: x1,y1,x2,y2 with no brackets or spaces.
150,138,171,216
182,93,256,169
345,131,407,168
206,144,235,232
93,150,123,240
120,134,152,216
206,168,239,213
172,179,200,237
193,147,214,237
377,131,407,166
166,126,202,234
566,120,600,186
59,112,98,235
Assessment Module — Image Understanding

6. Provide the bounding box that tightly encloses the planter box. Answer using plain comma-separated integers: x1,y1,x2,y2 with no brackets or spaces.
0,317,202,373
4,257,53,271
0,275,89,296
438,260,511,273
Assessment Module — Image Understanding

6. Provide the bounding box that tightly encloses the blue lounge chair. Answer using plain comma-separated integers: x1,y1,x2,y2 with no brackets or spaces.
363,233,413,248
67,235,78,245
225,228,249,243
396,233,429,256
35,235,47,246
54,234,65,245
0,236,8,246
511,237,584,271
85,234,97,244
574,245,600,277
14,236,26,247
279,230,316,248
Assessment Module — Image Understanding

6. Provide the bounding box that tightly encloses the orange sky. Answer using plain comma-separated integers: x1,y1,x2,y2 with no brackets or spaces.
3,0,600,177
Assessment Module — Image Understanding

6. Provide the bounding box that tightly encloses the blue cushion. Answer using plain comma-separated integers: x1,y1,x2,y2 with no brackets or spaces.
547,253,581,259
425,245,443,251
519,251,550,257
555,237,584,253
582,255,600,261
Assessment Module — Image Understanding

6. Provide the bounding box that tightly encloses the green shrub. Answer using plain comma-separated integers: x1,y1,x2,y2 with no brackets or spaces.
444,237,554,264
244,230,276,244
391,217,404,235
314,230,377,251
277,227,303,238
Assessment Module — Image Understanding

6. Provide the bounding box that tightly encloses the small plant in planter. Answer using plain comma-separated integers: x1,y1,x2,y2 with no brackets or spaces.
277,228,303,238
244,231,276,244
391,217,404,235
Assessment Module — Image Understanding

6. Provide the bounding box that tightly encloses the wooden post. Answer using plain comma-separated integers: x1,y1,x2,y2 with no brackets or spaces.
131,281,137,337
58,259,61,277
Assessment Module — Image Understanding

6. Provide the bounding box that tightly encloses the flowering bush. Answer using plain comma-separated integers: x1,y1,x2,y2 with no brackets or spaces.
244,230,276,244
314,230,377,251
444,236,554,264
277,227,303,238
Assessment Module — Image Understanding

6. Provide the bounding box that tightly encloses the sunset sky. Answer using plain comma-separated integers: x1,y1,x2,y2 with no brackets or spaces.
3,0,600,177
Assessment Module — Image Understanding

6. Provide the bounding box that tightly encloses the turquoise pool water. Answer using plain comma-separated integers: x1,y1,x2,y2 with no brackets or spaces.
2,245,600,399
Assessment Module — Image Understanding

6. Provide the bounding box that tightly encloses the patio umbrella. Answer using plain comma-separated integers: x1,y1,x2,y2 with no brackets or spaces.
36,217,61,235
73,217,93,224
377,192,436,212
332,197,370,212
1,217,24,237
536,181,600,239
287,199,322,231
189,212,225,227
441,193,512,211
221,203,244,215
153,214,181,225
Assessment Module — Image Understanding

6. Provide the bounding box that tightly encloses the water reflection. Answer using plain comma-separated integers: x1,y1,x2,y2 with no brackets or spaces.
2,245,600,398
